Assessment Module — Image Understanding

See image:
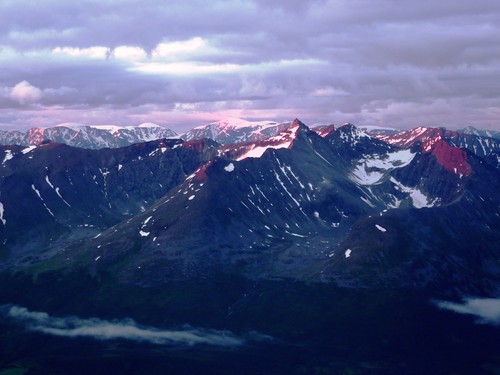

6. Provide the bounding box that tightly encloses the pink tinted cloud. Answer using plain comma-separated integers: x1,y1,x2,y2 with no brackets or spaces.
10,81,42,104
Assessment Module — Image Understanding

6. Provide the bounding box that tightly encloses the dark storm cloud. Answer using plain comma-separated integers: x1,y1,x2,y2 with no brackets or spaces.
0,0,499,130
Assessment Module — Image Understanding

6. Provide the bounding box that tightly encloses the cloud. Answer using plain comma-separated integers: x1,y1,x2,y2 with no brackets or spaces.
10,81,42,104
152,37,207,59
0,1,500,131
131,61,240,75
112,46,148,61
435,297,500,325
52,46,110,59
1,304,249,346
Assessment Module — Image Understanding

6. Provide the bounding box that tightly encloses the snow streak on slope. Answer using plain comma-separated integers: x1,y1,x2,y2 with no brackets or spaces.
0,202,6,225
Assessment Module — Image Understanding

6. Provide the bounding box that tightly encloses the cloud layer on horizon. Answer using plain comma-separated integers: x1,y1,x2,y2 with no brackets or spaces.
1,0,499,131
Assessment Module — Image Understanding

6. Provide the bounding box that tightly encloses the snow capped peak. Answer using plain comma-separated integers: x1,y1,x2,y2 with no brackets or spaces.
205,117,277,130
182,118,290,144
268,121,302,141
89,124,127,133
372,126,435,148
138,122,163,128
0,123,177,149
234,123,301,161
461,126,480,135
54,122,87,129
336,123,371,143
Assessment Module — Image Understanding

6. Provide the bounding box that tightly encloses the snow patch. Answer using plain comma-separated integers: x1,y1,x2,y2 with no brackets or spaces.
31,184,55,217
139,230,150,237
351,149,415,185
0,202,6,225
390,177,438,208
345,249,352,258
21,145,37,154
224,163,235,172
188,195,195,200
375,224,387,232
2,150,13,165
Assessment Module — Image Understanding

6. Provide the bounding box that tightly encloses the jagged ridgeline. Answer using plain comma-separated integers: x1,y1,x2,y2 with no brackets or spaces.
0,119,498,292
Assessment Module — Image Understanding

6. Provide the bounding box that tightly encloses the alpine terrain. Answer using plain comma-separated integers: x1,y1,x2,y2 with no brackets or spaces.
0,118,498,374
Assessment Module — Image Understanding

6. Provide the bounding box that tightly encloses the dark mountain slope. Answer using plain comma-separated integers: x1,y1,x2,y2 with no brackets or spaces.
49,122,377,283
0,139,218,264
322,152,500,293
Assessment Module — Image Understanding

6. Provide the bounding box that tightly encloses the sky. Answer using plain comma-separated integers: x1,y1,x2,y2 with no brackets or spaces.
1,0,499,132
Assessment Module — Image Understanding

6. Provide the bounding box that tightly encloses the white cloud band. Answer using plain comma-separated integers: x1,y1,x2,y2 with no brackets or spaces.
435,297,500,325
2,304,247,347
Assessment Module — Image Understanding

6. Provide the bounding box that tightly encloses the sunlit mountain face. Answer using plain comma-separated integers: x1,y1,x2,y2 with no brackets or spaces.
0,119,499,374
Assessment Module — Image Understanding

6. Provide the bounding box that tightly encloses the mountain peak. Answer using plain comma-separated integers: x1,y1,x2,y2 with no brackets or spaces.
137,122,162,128
182,119,290,144
230,121,306,161
290,118,306,127
336,123,371,141
206,117,277,129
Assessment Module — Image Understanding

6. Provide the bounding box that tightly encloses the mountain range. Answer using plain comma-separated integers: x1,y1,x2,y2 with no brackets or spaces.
3,119,498,150
1,118,499,374
0,123,177,149
1,119,498,293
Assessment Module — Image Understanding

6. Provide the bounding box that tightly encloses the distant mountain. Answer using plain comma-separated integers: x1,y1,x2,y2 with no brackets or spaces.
457,126,500,140
22,120,497,292
372,126,500,169
181,118,291,144
0,123,177,149
310,123,336,137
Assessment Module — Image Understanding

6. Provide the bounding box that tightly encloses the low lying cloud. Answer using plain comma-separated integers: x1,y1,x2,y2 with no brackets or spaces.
1,305,250,347
435,297,500,325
